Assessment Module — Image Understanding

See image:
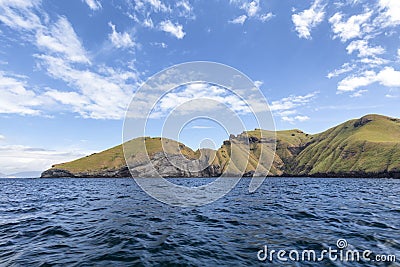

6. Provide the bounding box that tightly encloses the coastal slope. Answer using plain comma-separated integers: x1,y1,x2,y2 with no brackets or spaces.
41,114,400,178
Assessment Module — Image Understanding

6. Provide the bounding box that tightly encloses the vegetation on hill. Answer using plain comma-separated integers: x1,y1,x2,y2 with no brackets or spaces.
43,114,400,178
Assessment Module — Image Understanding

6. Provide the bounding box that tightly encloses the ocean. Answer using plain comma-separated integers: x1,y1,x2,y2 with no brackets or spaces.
0,178,399,266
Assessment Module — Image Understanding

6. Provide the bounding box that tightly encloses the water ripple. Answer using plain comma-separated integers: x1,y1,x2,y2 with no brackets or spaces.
0,177,399,266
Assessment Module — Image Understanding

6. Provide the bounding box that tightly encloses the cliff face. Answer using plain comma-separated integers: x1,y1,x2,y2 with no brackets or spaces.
41,114,400,178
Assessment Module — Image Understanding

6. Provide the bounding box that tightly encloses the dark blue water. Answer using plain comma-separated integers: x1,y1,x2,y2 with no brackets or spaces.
0,178,399,266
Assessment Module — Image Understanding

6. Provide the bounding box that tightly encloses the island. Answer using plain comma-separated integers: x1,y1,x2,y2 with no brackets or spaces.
41,114,400,178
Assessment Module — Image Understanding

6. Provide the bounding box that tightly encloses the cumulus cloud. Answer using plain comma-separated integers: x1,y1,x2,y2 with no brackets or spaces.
338,67,400,92
0,1,140,119
292,0,325,39
377,0,400,27
329,11,372,42
159,20,185,39
327,1,400,94
377,67,400,87
83,0,102,10
108,22,135,49
337,70,376,92
241,0,260,17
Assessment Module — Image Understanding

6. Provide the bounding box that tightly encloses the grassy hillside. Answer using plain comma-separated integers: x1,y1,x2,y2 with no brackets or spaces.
292,114,400,175
45,114,400,178
53,137,197,174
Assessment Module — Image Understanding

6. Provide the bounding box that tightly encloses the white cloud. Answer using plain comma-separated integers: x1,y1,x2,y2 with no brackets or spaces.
152,83,252,117
0,2,141,119
0,145,90,174
44,90,90,106
338,67,400,92
269,92,317,123
0,0,42,31
36,17,91,64
108,22,135,49
350,89,368,97
259,12,274,23
337,70,376,91
0,135,5,141
229,15,247,25
151,42,167,48
254,80,263,88
83,0,102,10
346,39,385,58
37,54,138,119
191,126,214,129
359,57,388,66
0,71,45,115
159,20,185,39
327,63,355,78
134,0,170,13
377,0,400,27
143,17,154,28
398,48,400,58
269,92,318,112
329,11,372,42
229,0,273,24
376,66,400,87
385,94,399,98
176,0,194,19
147,0,170,12
292,0,325,39
241,0,260,17
282,115,310,123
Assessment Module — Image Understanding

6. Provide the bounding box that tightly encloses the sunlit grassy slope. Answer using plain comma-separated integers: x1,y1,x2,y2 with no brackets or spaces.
49,114,400,177
53,137,197,173
292,114,400,175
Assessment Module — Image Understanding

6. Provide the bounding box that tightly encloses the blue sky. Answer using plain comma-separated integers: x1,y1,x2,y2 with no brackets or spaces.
0,0,400,174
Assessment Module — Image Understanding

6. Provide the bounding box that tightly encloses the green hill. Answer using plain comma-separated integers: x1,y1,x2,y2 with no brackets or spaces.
290,114,400,177
41,114,400,178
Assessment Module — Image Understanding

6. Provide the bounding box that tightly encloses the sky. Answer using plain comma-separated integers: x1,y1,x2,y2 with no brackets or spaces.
0,0,400,175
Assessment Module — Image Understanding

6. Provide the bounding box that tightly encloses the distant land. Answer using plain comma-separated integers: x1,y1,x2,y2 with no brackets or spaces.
41,114,400,179
1,171,43,178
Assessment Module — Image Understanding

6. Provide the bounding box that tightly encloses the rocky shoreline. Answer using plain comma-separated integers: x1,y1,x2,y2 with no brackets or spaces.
40,167,400,179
